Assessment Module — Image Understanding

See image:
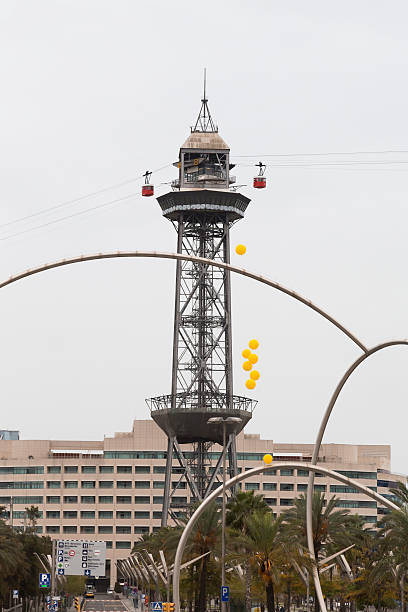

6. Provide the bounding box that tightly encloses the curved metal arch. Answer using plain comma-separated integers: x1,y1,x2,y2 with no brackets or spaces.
0,250,367,352
172,461,399,612
306,341,408,612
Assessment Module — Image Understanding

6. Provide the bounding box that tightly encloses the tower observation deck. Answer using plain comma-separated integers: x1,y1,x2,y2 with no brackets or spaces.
147,88,256,526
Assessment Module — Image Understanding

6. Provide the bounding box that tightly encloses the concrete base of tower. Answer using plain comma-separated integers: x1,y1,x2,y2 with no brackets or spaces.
148,394,255,445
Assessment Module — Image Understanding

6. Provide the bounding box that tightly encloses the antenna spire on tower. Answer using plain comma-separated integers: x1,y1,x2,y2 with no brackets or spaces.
192,68,217,133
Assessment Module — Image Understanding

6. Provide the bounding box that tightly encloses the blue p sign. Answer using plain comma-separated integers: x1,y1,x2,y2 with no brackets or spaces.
221,586,229,602
39,573,51,588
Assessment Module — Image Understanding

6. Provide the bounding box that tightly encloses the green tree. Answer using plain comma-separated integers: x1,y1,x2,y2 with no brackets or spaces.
282,493,351,611
227,490,269,612
234,511,286,612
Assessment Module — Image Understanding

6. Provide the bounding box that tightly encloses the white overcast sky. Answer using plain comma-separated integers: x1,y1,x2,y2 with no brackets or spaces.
1,1,408,472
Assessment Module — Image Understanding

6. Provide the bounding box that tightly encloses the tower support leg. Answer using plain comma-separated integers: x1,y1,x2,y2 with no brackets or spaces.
161,436,174,527
228,432,238,494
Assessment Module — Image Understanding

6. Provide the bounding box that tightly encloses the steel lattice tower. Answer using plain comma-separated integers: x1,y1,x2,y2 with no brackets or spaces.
147,88,256,526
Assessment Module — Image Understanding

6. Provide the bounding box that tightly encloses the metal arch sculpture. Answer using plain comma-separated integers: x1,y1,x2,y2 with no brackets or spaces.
306,340,408,612
0,250,367,351
171,461,399,612
2,250,406,610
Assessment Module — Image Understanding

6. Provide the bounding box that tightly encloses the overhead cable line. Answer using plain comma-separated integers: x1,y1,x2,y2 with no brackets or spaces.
233,149,408,158
0,163,172,231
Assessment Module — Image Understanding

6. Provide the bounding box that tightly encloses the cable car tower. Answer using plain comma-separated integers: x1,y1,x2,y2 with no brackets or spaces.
147,78,256,526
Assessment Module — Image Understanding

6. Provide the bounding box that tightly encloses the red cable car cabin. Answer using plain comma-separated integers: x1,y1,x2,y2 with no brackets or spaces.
142,184,154,197
253,161,267,189
253,176,266,189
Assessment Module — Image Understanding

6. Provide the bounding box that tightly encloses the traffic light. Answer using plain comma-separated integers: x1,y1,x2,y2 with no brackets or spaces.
163,603,175,612
74,597,80,610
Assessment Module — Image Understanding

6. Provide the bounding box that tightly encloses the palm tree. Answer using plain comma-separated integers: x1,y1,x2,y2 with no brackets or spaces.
380,482,408,611
234,510,286,612
165,502,221,612
227,491,270,612
282,493,351,611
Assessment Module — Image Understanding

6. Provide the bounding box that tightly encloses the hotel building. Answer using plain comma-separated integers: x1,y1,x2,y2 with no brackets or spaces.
0,420,404,586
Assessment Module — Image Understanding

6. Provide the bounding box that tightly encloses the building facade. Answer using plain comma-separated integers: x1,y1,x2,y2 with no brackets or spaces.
0,419,404,586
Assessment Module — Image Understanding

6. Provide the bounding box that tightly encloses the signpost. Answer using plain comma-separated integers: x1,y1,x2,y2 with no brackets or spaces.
221,586,229,603
39,573,51,589
56,540,106,576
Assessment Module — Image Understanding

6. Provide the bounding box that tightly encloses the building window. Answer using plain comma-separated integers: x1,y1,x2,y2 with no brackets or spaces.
13,510,43,519
63,526,77,533
46,511,60,519
63,511,77,519
264,498,277,506
0,467,44,474
0,496,44,505
64,481,78,488
98,496,113,504
98,526,113,534
117,466,132,473
152,512,162,520
99,481,114,488
81,511,95,519
135,496,150,504
82,466,96,473
153,466,165,474
135,481,150,489
280,499,294,506
280,469,294,476
99,466,114,473
297,469,309,477
245,483,260,491
336,500,377,509
135,466,150,474
116,526,131,534
63,496,78,504
153,497,163,505
172,497,187,504
0,481,44,489
280,483,294,491
80,526,95,534
264,468,276,475
116,496,131,504
81,481,96,489
106,541,113,549
47,481,61,489
46,526,60,534
263,483,277,491
135,511,150,519
153,482,164,489
117,511,131,519
81,496,95,504
134,526,149,535
47,466,61,474
64,466,78,473
98,511,113,519
363,516,377,523
330,485,358,494
47,496,60,504
115,541,132,549
172,481,187,489
117,481,132,489
338,471,376,480
314,485,326,492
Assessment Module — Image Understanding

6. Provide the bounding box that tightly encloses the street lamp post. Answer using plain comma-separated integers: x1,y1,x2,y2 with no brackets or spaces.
207,416,242,612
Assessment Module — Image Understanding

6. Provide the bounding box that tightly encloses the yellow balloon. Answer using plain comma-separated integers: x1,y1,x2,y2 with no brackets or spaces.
245,379,256,390
235,244,246,255
249,339,259,350
250,370,260,380
243,361,252,371
263,453,273,465
248,353,258,364
242,348,251,359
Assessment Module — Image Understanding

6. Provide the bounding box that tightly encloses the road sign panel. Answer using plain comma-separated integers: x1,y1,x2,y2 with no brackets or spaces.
221,586,229,602
56,540,106,576
152,603,163,611
39,573,51,588
12,590,18,600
